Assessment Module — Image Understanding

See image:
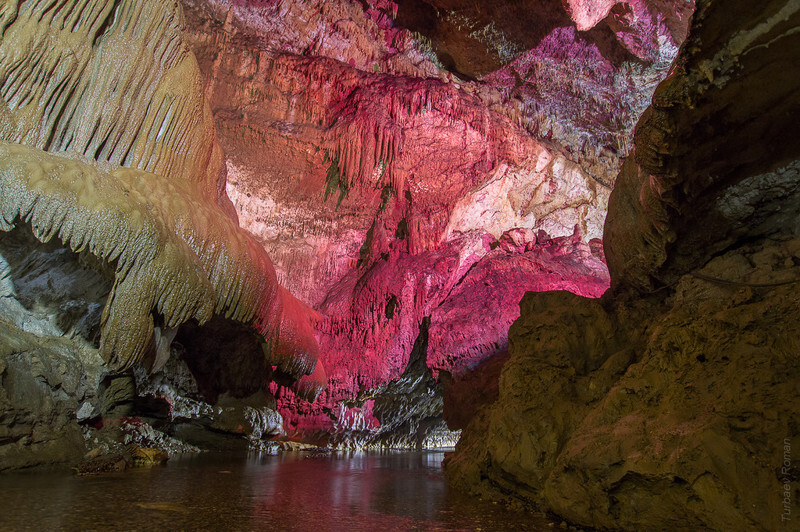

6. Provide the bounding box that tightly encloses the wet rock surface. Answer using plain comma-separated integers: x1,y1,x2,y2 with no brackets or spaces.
0,227,111,344
76,444,169,476
0,320,99,471
129,344,285,453
276,231,609,444
0,0,684,461
0,304,292,471
0,0,321,469
0,2,795,529
321,318,460,450
0,231,290,469
369,318,458,449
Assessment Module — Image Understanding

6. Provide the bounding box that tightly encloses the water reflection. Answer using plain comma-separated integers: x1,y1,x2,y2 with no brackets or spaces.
0,452,552,531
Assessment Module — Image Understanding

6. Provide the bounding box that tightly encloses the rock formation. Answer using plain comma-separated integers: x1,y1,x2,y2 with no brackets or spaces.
0,0,791,527
0,0,725,480
446,0,800,529
0,0,320,467
177,0,686,444
605,0,800,294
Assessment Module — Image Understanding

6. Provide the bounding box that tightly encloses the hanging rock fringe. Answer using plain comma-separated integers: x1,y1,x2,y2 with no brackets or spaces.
0,0,325,398
320,71,498,197
0,0,223,202
0,143,321,392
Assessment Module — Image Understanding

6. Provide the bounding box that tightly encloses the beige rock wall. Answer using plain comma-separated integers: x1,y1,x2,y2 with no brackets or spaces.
0,0,320,385
0,0,228,205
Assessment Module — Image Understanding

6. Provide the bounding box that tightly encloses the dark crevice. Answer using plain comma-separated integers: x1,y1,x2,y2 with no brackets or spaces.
175,316,273,405
38,0,67,24
92,1,119,48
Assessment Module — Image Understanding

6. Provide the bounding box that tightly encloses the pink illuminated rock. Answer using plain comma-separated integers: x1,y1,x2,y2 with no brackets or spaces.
175,0,689,441
0,0,706,463
273,230,608,437
564,0,619,30
496,228,537,254
427,232,609,376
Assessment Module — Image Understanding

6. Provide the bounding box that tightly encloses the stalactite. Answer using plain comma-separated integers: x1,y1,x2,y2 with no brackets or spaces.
0,0,224,203
0,142,319,381
0,0,325,390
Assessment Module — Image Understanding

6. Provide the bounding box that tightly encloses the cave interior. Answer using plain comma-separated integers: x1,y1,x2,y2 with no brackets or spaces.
0,0,798,529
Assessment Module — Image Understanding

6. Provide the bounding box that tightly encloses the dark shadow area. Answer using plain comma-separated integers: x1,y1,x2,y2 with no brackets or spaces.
440,346,511,431
395,0,642,77
175,315,274,404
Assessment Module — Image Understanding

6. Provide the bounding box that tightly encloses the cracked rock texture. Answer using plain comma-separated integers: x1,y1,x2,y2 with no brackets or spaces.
0,320,101,471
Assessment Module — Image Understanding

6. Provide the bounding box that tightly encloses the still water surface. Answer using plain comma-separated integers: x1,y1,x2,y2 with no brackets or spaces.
0,451,555,531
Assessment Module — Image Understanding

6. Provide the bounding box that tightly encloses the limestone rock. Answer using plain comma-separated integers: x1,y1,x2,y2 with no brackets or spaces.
0,0,322,390
427,234,609,376
604,0,800,294
0,0,226,205
448,238,800,529
0,227,110,344
360,318,459,450
447,1,800,528
0,320,101,471
0,0,698,463
0,0,321,469
0,143,320,382
210,393,283,441
76,444,168,475
126,445,169,468
440,348,510,432
543,243,800,529
175,0,685,440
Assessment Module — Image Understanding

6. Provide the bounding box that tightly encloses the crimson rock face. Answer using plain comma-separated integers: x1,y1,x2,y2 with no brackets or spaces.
178,0,689,442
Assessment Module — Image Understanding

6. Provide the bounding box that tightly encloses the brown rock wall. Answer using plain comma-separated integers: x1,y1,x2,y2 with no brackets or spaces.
447,0,800,528
605,0,800,294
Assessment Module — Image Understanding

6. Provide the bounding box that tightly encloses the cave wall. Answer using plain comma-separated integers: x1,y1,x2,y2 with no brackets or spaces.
446,0,800,529
0,0,324,467
0,0,322,379
0,0,697,461
0,0,226,206
605,0,800,294
177,0,690,441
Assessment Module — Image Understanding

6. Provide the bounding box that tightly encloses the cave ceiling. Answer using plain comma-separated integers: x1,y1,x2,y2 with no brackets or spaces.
392,0,695,78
